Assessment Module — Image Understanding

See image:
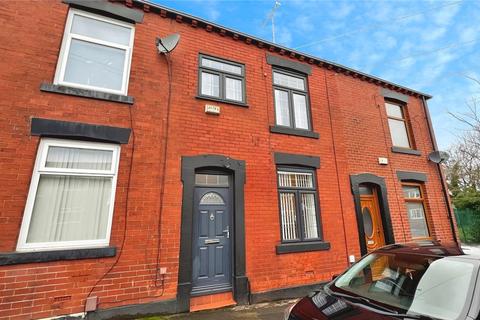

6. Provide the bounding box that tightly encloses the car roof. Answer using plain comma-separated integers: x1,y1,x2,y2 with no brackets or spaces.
375,240,470,258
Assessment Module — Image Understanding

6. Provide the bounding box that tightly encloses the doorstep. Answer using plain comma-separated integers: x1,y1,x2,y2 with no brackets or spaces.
190,291,236,312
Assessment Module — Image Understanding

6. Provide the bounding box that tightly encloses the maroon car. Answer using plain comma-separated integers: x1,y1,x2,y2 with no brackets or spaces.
284,241,480,320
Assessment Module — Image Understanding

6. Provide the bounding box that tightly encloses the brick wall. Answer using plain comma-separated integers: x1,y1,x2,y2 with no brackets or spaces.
0,1,454,319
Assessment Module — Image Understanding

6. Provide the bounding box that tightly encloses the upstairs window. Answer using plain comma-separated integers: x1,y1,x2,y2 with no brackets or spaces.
402,184,430,239
198,54,246,104
385,102,412,149
17,139,120,251
273,69,311,131
277,167,321,242
54,9,135,95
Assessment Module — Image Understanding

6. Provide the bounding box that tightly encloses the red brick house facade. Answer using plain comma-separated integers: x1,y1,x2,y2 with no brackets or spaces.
0,1,457,319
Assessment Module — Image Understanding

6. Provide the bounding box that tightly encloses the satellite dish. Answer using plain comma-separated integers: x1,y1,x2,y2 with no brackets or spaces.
428,151,450,164
156,33,180,54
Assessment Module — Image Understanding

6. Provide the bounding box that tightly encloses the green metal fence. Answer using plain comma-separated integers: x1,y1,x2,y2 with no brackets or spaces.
454,208,480,243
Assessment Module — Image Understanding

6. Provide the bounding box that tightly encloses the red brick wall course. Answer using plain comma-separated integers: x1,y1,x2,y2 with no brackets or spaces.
0,1,454,319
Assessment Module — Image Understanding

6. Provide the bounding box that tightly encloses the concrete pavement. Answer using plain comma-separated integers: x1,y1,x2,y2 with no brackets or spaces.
462,243,480,255
138,299,296,320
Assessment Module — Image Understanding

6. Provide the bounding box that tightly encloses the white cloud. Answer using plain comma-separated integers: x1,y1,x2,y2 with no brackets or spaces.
459,26,478,43
421,27,447,42
330,2,354,19
294,16,313,33
432,2,461,26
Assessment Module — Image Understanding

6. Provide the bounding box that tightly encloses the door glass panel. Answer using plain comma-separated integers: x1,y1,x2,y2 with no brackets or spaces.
201,72,220,97
274,89,290,126
195,174,229,187
388,119,410,148
199,192,225,205
362,207,374,237
293,93,309,130
359,185,374,195
301,193,318,239
64,39,126,91
279,192,299,240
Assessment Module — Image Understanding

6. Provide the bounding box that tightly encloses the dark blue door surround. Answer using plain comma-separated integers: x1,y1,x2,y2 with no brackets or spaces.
178,155,248,313
192,187,232,295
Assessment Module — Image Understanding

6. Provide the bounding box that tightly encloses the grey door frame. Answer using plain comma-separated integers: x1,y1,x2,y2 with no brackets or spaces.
350,173,395,256
177,155,249,312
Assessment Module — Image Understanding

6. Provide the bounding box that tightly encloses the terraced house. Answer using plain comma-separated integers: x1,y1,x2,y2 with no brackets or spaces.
0,1,457,319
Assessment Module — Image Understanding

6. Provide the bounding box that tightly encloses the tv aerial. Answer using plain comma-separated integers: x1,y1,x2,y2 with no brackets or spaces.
262,0,281,43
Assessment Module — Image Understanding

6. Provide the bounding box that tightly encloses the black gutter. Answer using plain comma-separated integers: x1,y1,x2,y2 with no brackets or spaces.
421,96,458,245
134,0,431,100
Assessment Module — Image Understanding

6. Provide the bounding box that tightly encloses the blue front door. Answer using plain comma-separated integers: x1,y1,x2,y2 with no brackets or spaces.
192,187,232,295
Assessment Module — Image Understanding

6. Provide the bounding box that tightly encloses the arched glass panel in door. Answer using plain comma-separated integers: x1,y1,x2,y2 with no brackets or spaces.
199,192,225,205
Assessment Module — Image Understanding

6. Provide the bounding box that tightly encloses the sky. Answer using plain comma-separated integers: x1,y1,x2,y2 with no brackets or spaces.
155,0,480,150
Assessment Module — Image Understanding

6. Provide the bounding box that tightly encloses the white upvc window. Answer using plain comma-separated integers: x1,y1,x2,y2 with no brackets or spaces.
17,139,121,252
54,8,135,95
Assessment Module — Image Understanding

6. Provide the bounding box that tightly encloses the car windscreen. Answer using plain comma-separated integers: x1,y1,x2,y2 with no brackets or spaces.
331,252,477,320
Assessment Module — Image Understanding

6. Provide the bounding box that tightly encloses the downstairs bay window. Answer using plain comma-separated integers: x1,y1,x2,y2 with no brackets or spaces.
17,139,120,251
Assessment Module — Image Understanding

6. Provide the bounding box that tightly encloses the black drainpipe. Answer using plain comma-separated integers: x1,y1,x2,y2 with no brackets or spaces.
421,96,458,245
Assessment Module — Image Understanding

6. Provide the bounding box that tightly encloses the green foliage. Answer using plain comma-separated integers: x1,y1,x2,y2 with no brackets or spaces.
452,189,480,211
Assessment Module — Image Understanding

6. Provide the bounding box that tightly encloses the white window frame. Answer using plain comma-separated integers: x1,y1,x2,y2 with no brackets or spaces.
17,138,121,252
54,8,135,95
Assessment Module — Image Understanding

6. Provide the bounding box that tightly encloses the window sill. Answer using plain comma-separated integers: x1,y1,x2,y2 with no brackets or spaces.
391,146,421,156
276,241,330,254
195,95,248,108
0,246,116,266
270,126,319,139
40,83,134,105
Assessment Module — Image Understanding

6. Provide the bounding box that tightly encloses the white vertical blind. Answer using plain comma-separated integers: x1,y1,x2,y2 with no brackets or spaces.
46,146,112,170
27,175,112,243
201,57,242,75
273,72,305,90
278,170,319,241
293,94,309,130
280,193,298,240
201,72,220,97
274,89,290,126
301,193,318,239
225,77,242,101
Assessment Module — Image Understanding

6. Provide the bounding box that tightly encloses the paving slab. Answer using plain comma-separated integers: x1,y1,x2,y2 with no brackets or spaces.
138,299,296,320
